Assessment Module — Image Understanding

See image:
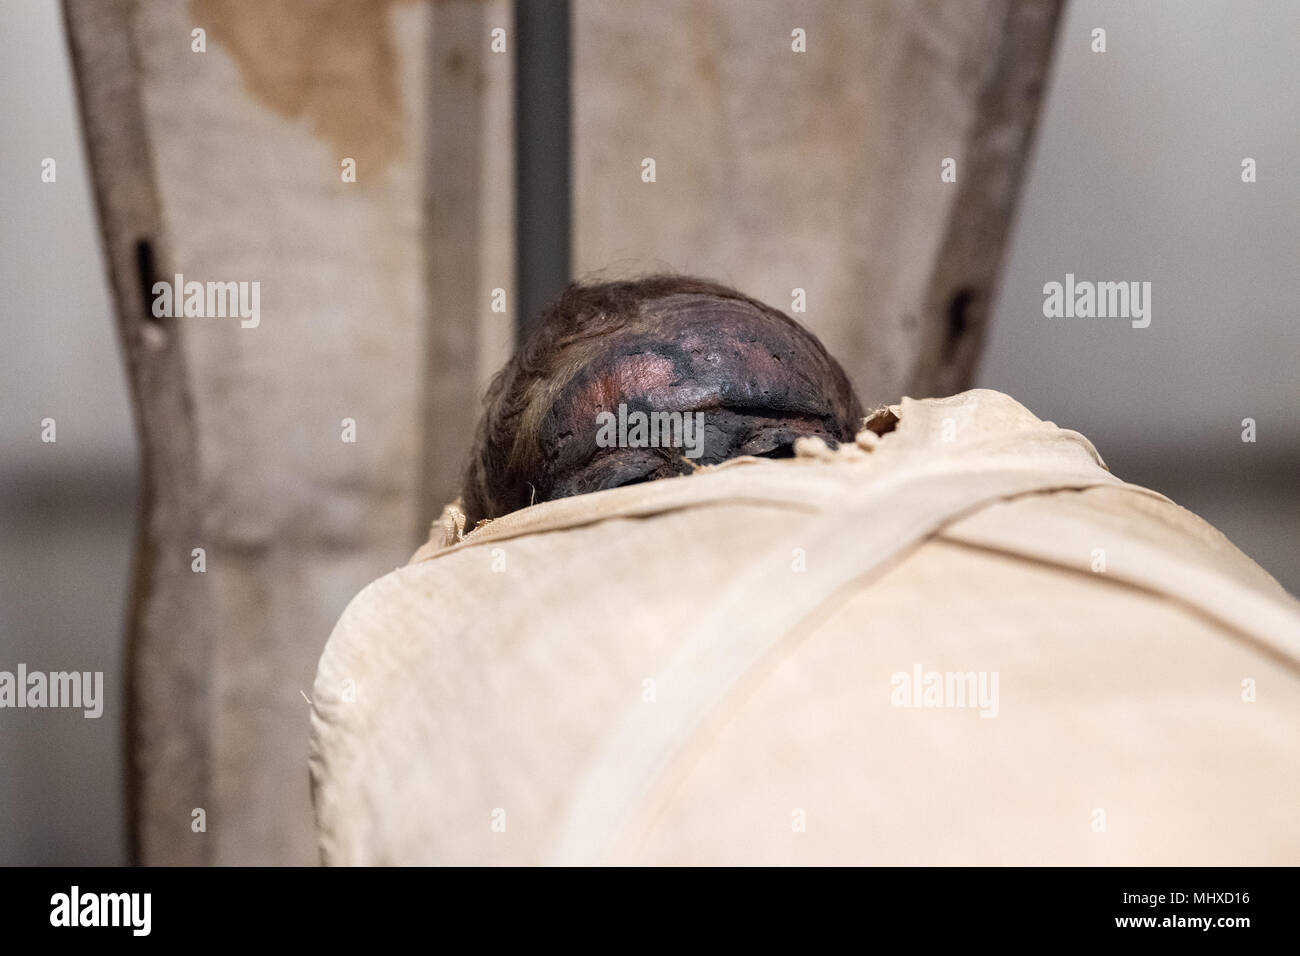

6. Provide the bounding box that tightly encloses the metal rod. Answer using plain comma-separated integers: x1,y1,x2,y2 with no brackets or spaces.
514,0,572,344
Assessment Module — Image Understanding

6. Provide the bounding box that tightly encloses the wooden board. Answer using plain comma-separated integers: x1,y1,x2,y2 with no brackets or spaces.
65,0,514,864
574,0,1061,405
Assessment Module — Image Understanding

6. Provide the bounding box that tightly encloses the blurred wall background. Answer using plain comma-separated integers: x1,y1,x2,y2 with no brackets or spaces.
0,0,134,865
1,0,1295,865
977,0,1299,590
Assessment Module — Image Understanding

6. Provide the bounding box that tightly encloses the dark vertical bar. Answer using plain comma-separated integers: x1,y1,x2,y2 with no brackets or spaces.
514,0,572,343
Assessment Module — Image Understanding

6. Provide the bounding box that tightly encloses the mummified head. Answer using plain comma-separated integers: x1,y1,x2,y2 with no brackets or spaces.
460,275,864,530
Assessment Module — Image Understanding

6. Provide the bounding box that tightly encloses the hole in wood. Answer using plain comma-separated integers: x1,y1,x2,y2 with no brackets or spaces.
135,238,163,326
943,287,976,362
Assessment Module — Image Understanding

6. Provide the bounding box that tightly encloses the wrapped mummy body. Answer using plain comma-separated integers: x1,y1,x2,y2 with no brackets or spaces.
309,389,1300,865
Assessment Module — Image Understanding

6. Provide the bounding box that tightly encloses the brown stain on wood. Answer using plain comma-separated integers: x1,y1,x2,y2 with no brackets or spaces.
191,0,413,173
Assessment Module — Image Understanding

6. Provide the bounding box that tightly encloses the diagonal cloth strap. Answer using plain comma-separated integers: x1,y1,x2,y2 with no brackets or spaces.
942,504,1300,670
547,463,1137,864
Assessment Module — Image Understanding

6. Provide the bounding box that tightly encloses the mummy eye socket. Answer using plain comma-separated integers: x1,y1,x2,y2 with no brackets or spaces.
579,452,662,493
608,472,655,489
739,429,797,459
754,442,795,459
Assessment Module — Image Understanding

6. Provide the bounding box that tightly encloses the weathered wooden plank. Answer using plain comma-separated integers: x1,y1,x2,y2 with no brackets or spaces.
66,0,513,864
63,0,213,866
419,0,515,531
573,0,1062,405
910,0,1063,397
141,0,430,865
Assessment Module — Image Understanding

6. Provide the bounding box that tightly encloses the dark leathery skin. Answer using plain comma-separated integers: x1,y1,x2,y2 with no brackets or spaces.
537,297,855,501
